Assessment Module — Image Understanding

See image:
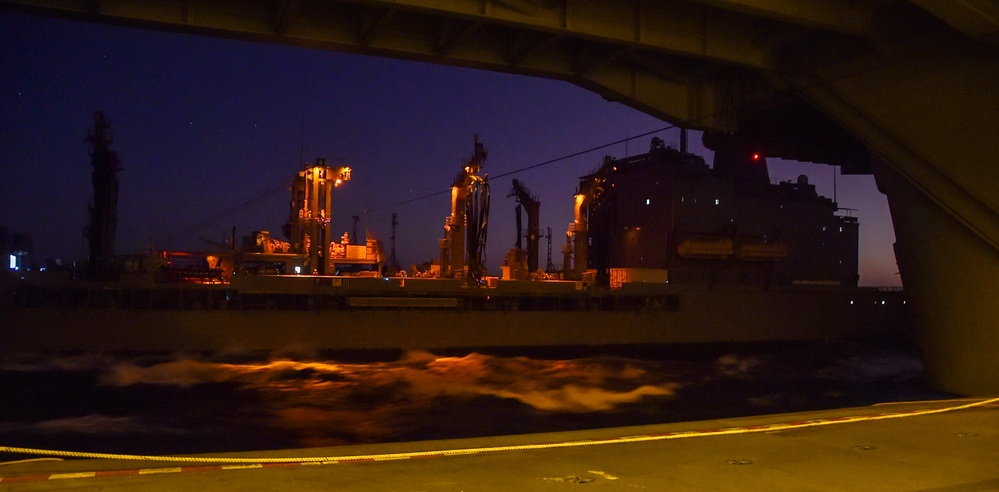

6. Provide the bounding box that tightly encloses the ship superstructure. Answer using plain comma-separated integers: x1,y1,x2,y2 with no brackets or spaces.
565,136,858,290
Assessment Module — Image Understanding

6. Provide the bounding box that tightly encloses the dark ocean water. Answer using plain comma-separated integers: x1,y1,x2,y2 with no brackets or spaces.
0,338,951,461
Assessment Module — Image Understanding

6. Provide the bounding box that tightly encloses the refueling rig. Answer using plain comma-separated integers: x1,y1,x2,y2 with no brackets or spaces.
438,136,491,284
235,159,384,278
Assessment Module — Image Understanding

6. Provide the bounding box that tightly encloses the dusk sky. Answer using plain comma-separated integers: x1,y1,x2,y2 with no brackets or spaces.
1,10,900,286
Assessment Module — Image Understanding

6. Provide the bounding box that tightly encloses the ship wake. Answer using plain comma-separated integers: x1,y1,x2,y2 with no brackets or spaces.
0,342,944,454
1,350,684,450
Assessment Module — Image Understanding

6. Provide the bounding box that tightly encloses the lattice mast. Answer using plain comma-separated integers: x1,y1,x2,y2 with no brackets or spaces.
387,212,401,274
84,111,121,279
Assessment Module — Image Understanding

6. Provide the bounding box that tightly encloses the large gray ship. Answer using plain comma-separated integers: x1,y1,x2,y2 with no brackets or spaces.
0,116,907,354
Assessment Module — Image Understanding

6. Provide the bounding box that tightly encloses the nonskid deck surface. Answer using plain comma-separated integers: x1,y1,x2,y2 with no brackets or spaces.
2,398,997,491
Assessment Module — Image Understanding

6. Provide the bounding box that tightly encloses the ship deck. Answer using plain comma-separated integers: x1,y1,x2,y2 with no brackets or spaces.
2,397,996,490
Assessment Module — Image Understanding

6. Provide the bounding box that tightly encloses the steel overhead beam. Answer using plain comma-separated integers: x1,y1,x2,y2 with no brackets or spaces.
0,0,745,129
574,65,733,129
782,33,999,251
910,0,999,44
358,6,398,46
88,0,106,15
349,0,774,70
799,68,999,253
275,0,301,35
571,45,634,75
688,0,874,37
507,32,564,66
624,52,706,86
436,18,484,55
340,0,773,127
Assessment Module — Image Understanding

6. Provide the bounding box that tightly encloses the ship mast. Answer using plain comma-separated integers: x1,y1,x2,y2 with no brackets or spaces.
84,111,121,280
387,212,401,274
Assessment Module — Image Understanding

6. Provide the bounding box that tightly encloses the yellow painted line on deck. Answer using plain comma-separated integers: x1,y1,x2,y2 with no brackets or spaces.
2,397,997,484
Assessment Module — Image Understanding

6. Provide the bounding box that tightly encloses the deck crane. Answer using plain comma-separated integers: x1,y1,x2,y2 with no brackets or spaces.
440,136,490,284
509,179,540,273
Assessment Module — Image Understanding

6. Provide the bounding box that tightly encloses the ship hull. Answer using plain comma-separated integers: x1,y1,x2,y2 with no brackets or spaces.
1,287,908,354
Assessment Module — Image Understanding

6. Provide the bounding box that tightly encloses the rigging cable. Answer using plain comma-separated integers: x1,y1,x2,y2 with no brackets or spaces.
362,47,926,215
365,125,676,213
153,181,287,248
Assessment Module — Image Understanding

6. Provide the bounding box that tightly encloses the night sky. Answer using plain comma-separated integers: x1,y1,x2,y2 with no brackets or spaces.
1,10,900,286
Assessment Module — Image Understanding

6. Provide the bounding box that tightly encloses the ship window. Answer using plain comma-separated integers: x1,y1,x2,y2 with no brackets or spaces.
8,254,15,270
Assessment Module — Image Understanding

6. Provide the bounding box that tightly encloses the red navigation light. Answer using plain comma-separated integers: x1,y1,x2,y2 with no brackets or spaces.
752,153,761,161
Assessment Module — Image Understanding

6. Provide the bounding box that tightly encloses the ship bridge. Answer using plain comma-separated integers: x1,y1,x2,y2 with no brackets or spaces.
3,0,997,395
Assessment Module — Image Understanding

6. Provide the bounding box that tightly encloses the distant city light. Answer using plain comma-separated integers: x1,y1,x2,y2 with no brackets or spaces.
8,254,16,270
